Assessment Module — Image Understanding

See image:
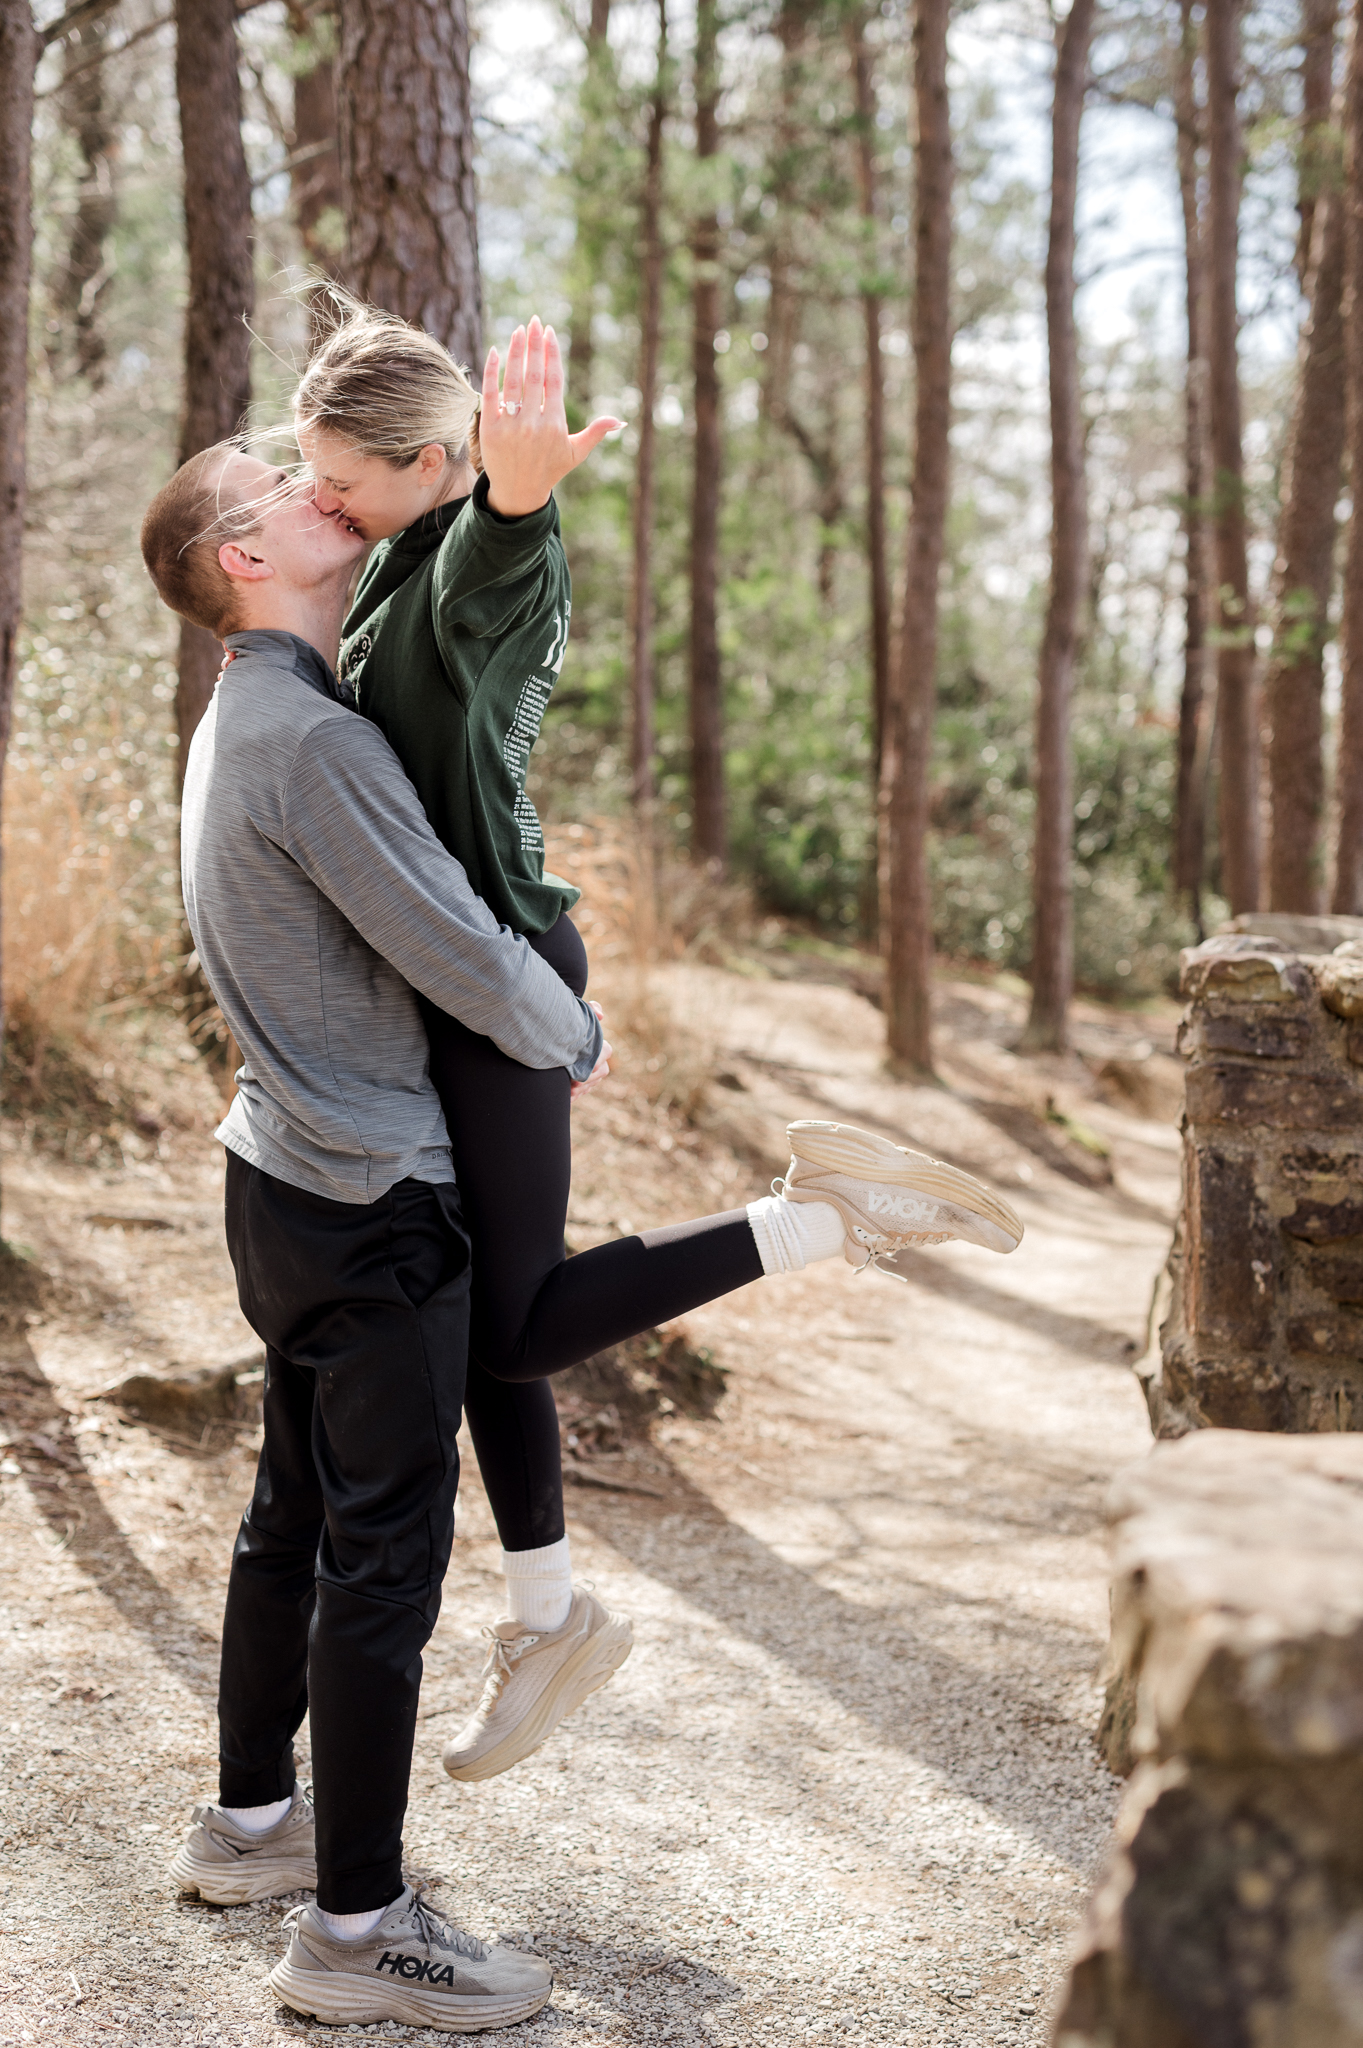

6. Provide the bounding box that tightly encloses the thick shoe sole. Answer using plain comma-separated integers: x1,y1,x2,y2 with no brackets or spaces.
442,1613,634,1784
786,1119,1024,1253
170,1843,317,1905
268,1954,552,2031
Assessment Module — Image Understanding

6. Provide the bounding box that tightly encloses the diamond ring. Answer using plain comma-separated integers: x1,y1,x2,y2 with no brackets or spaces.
502,400,523,416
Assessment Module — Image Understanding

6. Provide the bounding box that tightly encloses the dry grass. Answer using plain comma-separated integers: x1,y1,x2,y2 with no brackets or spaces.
544,817,755,1120
2,765,215,1158
4,772,169,1041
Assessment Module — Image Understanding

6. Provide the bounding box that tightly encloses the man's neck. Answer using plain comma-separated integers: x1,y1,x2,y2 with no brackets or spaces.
233,589,349,671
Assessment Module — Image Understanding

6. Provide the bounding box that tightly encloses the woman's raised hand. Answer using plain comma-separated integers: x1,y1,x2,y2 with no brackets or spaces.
479,318,622,518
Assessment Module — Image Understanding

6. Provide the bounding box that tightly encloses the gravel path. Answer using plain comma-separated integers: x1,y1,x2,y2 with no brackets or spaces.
0,965,1176,2046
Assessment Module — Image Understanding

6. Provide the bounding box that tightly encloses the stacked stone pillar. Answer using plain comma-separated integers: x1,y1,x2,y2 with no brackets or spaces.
1145,913,1363,1437
1054,1433,1363,2048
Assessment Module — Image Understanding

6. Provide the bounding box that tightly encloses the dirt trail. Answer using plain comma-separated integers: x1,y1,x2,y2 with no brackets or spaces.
0,960,1179,2047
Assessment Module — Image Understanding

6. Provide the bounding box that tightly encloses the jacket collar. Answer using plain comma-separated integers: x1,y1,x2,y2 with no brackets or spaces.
221,630,340,701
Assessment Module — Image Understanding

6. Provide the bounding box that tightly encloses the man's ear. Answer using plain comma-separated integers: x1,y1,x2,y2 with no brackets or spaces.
219,539,274,584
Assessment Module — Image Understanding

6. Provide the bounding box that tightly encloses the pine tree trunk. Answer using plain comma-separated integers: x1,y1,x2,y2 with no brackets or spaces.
1206,0,1261,914
1021,0,1094,1054
567,0,612,421
1174,0,1210,925
174,0,255,779
689,0,726,870
631,0,666,812
1297,0,1339,287
882,0,952,1074
337,0,482,364
850,6,890,780
288,4,343,273
1266,14,1344,912
50,15,118,384
763,0,809,430
0,0,36,1098
1334,0,1363,909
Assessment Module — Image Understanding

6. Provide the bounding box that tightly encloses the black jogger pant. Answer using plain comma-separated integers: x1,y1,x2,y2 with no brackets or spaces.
426,913,763,1557
217,1153,471,1913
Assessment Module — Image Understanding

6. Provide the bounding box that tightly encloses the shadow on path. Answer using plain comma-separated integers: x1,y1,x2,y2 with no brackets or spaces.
566,1447,1115,1872
883,1246,1143,1365
2,1343,219,1704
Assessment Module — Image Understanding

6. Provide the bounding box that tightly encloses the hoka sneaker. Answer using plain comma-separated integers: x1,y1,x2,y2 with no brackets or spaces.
780,1119,1024,1275
442,1587,633,1783
170,1784,316,1903
269,1883,552,2030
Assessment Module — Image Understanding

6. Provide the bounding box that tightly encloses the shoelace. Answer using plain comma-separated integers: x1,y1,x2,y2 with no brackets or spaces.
475,1625,540,1713
402,1893,488,1962
853,1228,952,1281
282,1895,488,1962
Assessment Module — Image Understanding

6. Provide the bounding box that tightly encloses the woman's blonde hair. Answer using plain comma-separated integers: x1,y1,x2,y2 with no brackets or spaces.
293,285,482,475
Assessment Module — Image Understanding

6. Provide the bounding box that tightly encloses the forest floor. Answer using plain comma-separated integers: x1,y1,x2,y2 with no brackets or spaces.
0,922,1184,2048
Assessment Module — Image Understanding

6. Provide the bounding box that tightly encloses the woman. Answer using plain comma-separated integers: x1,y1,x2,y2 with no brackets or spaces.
292,293,1023,1784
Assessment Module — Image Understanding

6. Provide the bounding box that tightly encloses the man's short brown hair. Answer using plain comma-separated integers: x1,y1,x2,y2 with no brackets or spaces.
139,444,257,637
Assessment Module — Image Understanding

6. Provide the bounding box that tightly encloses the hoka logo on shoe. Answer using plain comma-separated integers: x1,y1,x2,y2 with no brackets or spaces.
867,1191,939,1224
375,1952,458,1985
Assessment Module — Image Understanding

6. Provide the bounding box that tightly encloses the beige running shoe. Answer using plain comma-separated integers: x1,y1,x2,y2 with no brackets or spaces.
780,1119,1024,1275
269,1883,551,2031
170,1784,316,1904
442,1587,633,1784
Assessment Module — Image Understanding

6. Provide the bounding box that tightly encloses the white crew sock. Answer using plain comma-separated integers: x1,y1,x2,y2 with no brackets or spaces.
747,1195,845,1275
316,1905,386,1940
502,1534,574,1630
220,1795,291,1834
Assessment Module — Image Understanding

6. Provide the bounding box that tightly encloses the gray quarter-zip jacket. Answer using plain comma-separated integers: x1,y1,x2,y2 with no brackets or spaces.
181,630,601,1205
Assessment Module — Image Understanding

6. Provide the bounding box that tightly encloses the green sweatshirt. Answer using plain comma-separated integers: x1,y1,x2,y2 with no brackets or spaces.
336,473,578,937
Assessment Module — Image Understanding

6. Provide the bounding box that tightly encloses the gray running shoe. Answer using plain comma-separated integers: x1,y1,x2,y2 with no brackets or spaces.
269,1883,552,2031
442,1587,633,1783
780,1118,1024,1275
170,1784,316,1904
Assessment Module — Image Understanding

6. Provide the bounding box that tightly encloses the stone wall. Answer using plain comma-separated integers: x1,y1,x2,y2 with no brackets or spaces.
1144,912,1363,1438
1054,1431,1363,2048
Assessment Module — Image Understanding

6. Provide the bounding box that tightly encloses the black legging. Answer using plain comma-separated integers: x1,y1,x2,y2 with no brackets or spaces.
423,914,762,1555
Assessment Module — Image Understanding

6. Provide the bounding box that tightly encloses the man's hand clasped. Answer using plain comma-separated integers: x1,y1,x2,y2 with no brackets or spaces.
571,1000,612,1100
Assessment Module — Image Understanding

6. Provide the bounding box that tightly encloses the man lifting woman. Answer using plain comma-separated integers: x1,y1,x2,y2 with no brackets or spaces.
140,299,1021,2032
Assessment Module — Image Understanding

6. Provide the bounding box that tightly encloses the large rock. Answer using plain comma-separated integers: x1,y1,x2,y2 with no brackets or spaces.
1146,914,1363,1437
98,1358,265,1434
1055,1431,1363,2047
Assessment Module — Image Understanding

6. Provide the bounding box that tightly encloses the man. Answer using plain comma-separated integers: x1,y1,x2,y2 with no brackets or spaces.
140,426,603,2032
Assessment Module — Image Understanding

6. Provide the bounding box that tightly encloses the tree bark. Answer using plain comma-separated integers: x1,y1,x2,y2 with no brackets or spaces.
337,0,482,364
881,0,952,1074
288,4,343,274
630,0,666,813
0,0,37,1096
1174,0,1210,925
1206,0,1261,914
1022,0,1094,1054
1266,12,1344,911
689,0,726,869
1297,0,1339,288
174,0,255,779
49,14,118,384
1335,0,1363,909
763,0,810,431
850,5,890,780
567,0,612,421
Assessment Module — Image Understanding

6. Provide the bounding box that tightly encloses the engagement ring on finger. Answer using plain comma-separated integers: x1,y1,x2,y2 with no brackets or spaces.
502,400,523,416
